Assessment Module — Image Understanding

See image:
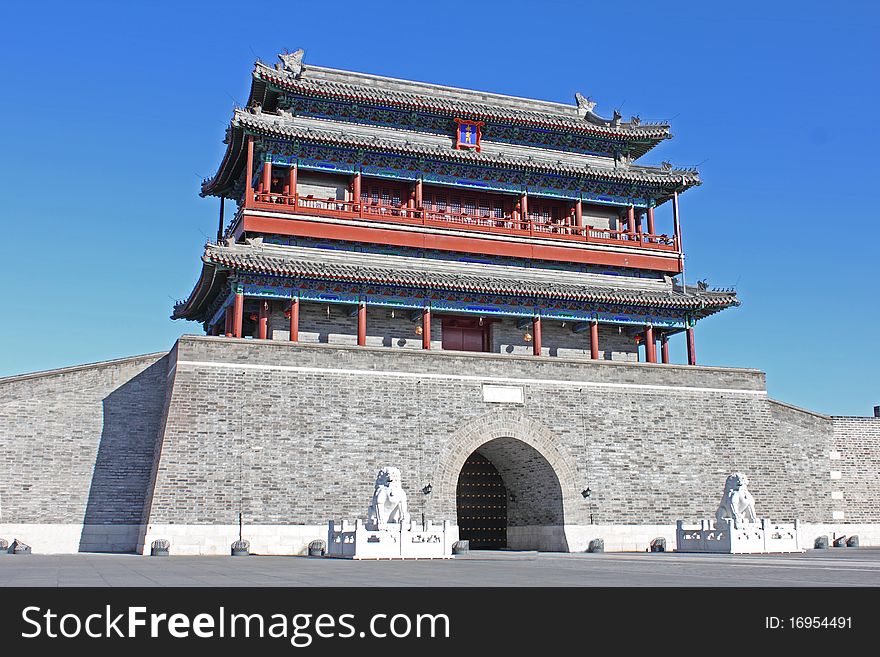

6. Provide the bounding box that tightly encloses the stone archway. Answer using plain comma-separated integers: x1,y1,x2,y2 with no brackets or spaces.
434,412,581,552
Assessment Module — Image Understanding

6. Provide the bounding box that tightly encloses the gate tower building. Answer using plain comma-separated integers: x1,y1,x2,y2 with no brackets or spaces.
176,49,738,365
2,50,877,556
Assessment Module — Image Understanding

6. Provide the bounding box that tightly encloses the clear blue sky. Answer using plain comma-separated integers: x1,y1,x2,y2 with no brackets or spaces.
0,1,877,416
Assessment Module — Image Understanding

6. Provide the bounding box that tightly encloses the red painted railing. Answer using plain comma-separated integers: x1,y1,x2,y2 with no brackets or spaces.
245,192,677,250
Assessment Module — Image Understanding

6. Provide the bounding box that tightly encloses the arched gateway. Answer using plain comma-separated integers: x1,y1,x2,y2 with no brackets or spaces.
435,413,580,552
456,439,566,549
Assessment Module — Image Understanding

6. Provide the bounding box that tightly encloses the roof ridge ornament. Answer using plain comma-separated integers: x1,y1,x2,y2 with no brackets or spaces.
278,49,305,78
576,92,622,128
574,93,597,117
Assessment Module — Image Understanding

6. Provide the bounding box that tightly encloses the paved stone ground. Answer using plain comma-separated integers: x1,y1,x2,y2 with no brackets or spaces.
1,549,879,587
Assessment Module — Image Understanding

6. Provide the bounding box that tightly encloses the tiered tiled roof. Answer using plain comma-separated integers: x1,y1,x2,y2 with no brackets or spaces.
203,50,692,199
203,108,699,198
251,60,671,141
173,241,738,322
243,110,696,185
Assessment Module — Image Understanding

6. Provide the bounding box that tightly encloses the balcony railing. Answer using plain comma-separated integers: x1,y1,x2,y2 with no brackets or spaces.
246,191,678,250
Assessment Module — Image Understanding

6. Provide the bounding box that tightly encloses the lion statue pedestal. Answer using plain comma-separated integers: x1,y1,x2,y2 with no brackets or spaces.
326,466,458,559
676,473,804,554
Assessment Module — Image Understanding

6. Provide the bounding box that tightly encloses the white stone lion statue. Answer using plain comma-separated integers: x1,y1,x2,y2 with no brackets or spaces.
715,472,758,529
366,466,409,530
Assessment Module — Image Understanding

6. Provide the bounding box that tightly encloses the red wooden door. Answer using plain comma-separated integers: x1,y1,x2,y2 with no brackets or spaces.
461,328,484,351
442,319,489,352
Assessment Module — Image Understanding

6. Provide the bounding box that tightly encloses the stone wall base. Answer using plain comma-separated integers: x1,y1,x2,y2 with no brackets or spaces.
510,524,679,552
513,523,880,553
796,524,880,549
139,524,328,556
0,524,142,554
4,522,879,555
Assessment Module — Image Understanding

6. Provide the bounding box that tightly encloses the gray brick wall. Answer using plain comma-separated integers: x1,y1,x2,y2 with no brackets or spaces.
832,416,880,522
765,401,835,520
146,336,841,529
4,336,877,549
0,354,169,549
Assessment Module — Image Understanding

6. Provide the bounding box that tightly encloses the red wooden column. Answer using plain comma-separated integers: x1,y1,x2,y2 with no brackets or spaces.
645,325,656,363
522,193,531,235
244,135,254,208
627,205,636,234
422,308,431,349
288,298,299,341
532,316,542,356
352,171,361,212
575,199,583,228
258,300,269,340
590,320,599,360
224,306,233,337
661,334,670,364
686,327,697,365
289,163,298,206
260,161,272,196
635,209,643,234
232,291,244,338
415,179,423,217
647,205,656,235
357,303,367,346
